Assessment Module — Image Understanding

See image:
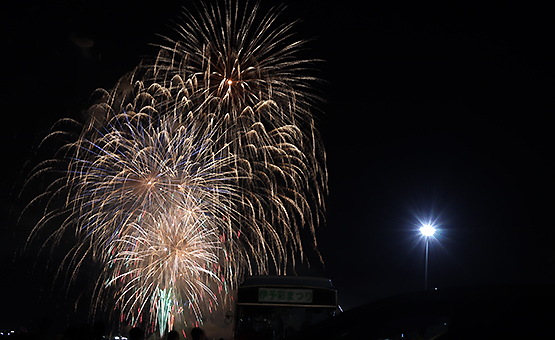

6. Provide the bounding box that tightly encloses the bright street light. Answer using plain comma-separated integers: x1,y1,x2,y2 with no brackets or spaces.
420,224,436,237
420,224,436,290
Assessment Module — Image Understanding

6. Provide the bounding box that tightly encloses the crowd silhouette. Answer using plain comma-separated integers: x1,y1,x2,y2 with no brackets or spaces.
6,318,215,340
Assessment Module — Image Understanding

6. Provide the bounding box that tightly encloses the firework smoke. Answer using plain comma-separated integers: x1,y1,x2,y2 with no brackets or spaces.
23,0,326,334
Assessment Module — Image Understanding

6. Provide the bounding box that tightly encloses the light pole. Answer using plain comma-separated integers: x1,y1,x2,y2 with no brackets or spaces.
420,224,436,290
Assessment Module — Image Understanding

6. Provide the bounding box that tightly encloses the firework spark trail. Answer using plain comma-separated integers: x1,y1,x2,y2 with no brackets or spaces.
24,0,327,334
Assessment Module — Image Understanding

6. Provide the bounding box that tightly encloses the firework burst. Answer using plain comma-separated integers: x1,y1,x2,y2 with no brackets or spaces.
24,0,327,334
106,206,223,333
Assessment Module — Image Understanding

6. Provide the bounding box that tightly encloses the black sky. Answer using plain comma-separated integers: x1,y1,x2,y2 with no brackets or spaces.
2,0,554,333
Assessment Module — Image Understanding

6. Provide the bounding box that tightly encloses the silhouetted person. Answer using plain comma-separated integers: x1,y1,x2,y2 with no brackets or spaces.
414,327,426,340
191,327,206,340
167,330,180,340
129,327,145,340
92,321,105,340
78,323,94,340
37,317,54,340
61,325,79,340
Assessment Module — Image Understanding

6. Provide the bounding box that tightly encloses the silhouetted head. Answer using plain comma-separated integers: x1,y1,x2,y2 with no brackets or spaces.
191,327,205,340
167,330,180,340
129,327,145,340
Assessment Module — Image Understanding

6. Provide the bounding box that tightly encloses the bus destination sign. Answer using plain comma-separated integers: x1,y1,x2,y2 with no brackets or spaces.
258,288,313,303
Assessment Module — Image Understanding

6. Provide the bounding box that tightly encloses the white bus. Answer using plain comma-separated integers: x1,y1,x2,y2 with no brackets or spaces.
233,276,339,340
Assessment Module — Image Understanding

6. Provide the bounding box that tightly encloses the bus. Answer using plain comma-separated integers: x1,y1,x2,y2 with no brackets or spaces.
233,275,339,340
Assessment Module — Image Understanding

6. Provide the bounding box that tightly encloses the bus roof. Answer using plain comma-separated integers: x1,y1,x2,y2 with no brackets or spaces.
240,275,335,289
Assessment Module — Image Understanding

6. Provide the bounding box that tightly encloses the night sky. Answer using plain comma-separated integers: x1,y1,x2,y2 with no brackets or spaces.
2,0,554,335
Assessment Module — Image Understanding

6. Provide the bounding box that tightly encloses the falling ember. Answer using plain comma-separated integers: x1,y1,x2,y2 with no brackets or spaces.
23,0,327,335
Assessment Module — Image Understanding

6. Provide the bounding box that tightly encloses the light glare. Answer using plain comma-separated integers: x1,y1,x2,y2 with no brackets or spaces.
420,224,436,236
